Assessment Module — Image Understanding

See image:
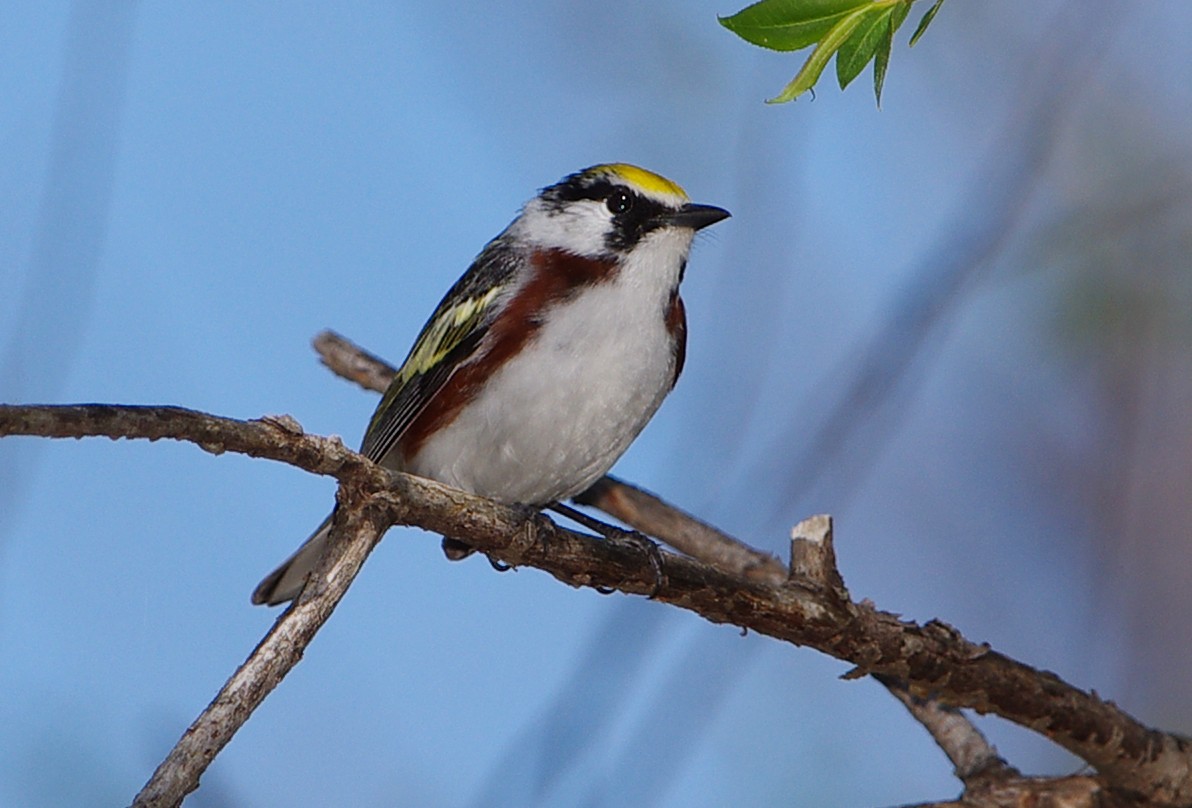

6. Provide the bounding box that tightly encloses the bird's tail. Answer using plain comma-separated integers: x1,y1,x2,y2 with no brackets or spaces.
251,512,333,606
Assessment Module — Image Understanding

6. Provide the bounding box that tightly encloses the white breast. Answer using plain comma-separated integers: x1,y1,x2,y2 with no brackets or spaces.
406,227,692,505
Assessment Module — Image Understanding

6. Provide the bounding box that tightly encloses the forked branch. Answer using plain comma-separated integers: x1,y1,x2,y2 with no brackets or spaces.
1,343,1189,806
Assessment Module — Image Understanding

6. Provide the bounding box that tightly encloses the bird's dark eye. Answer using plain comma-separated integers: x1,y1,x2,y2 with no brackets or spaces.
606,189,634,215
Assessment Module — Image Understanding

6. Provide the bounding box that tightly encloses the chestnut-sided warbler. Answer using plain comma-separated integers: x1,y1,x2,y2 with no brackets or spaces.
252,164,729,605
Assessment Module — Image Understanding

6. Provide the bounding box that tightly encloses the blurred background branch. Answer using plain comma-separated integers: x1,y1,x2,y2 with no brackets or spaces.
761,0,1122,513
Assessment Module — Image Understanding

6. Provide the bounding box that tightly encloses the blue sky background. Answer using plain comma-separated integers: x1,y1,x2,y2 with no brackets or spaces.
3,2,1192,806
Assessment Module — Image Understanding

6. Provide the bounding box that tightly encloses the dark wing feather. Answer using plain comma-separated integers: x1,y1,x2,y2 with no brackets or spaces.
359,236,520,465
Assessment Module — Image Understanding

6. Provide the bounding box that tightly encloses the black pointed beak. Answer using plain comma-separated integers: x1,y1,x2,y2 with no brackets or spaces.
665,202,731,231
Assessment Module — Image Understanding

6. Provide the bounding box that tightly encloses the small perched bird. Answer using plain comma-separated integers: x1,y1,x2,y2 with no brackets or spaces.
253,164,729,605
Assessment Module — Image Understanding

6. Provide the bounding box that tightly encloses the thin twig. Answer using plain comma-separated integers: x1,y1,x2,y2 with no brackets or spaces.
874,673,1015,785
0,403,376,481
131,503,387,807
575,475,787,583
314,329,396,393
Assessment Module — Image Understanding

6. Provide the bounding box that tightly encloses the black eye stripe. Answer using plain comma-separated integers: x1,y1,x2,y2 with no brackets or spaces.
545,177,618,204
539,171,676,252
606,195,671,251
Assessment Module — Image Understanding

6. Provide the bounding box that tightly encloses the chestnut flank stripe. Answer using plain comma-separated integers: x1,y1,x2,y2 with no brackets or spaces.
398,250,619,459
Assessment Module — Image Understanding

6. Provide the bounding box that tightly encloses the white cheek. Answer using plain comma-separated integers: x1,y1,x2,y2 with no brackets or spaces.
518,199,612,257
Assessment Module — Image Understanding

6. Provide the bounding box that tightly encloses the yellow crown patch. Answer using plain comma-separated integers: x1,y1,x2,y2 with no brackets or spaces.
592,164,689,203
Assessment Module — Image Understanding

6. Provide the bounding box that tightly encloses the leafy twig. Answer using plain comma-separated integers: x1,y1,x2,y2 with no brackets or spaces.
719,0,948,104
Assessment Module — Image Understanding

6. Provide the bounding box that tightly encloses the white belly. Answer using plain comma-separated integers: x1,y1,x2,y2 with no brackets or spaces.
405,235,687,505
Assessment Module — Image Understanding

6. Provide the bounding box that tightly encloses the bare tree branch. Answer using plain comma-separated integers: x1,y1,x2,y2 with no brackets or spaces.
316,329,1008,784
894,774,1132,808
0,404,375,481
3,402,1191,805
575,474,787,582
314,329,396,393
876,673,1015,784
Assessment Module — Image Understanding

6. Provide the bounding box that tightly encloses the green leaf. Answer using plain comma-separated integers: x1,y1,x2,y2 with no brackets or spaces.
767,5,869,103
888,0,911,39
874,0,911,106
835,7,892,91
909,0,946,47
720,0,873,52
